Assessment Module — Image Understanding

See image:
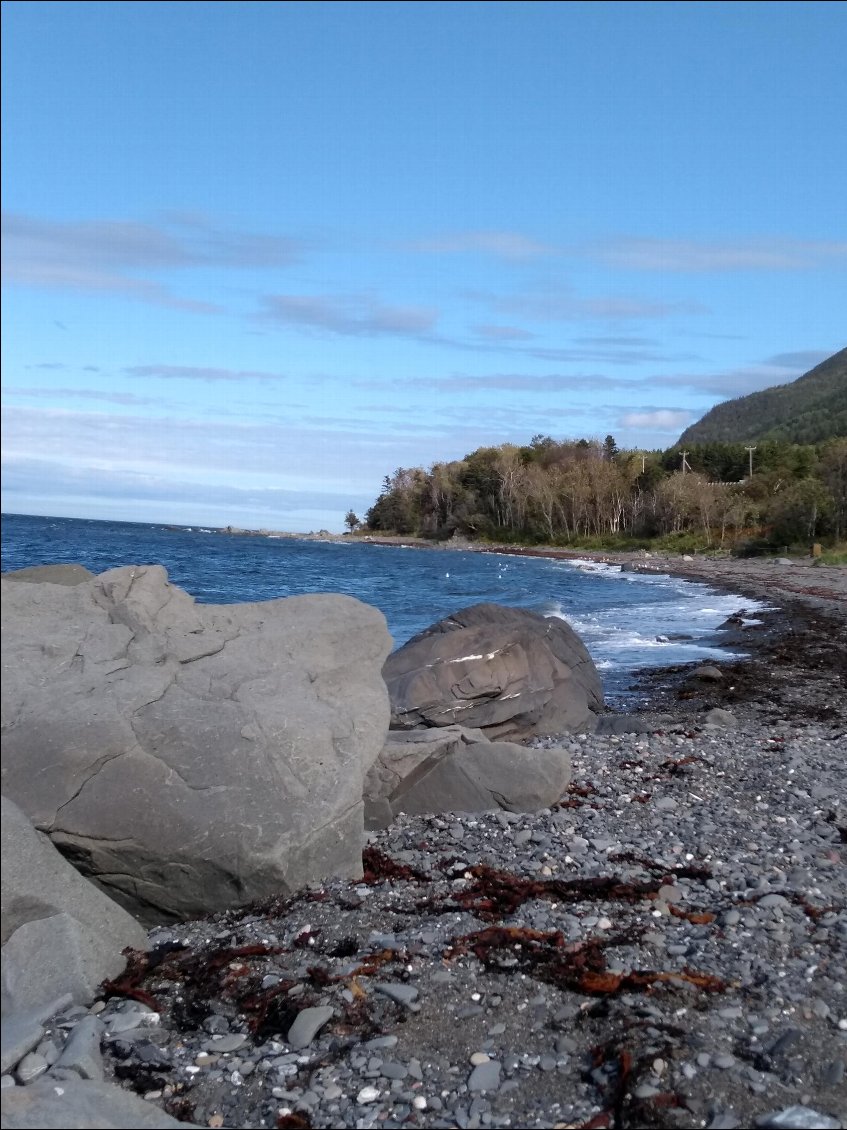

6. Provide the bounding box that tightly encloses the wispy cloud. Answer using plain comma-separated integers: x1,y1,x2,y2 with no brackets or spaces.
765,350,833,370
2,405,424,490
126,364,289,383
470,324,537,341
1,457,360,529
5,387,164,407
358,370,640,394
574,336,660,347
522,345,695,365
654,349,833,398
2,211,305,310
260,293,438,337
475,285,704,324
619,408,692,431
408,230,553,260
580,237,847,272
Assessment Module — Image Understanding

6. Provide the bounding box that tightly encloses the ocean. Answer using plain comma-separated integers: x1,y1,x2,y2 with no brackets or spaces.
1,513,765,704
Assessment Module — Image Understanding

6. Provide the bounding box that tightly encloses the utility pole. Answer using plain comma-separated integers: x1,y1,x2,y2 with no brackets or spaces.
745,445,756,479
680,450,691,474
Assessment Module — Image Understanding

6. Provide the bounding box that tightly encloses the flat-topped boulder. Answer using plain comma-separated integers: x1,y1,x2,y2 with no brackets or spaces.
364,724,572,828
383,603,603,740
3,563,95,586
1,564,392,923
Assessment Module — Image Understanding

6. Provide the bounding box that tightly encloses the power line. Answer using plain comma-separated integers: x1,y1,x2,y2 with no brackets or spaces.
745,445,757,478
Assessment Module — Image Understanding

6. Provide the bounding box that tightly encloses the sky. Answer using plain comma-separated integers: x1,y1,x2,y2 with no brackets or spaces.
2,1,845,533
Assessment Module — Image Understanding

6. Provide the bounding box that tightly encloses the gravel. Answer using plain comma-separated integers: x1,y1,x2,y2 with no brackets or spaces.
3,563,845,1129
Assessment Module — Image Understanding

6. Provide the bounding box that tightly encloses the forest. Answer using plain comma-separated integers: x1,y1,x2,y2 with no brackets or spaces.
678,347,846,445
361,435,847,552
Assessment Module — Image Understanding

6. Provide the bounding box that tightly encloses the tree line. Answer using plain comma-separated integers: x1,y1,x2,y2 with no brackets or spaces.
360,435,847,550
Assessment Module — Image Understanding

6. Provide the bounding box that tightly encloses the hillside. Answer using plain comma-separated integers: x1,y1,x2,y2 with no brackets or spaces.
678,347,847,445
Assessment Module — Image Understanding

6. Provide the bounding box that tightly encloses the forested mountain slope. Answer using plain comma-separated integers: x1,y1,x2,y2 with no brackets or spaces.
678,347,847,445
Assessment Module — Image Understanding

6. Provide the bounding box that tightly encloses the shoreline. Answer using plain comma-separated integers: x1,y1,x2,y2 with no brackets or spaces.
358,535,847,730
4,544,845,1128
357,534,847,613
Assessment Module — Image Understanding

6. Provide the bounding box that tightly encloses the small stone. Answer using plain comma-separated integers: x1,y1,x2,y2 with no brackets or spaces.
14,1053,48,1084
469,1052,490,1066
357,1085,380,1103
380,1061,408,1080
755,1107,842,1129
821,1059,844,1086
694,665,723,681
53,1016,103,1081
374,982,419,1007
704,708,736,728
468,1060,501,1092
364,1035,399,1050
758,893,790,909
707,1113,741,1129
287,1006,334,1050
635,1083,661,1098
657,884,683,903
204,1033,248,1053
100,1009,159,1035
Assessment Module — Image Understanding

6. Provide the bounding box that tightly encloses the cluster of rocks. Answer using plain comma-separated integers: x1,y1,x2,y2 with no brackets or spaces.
4,718,844,1129
2,562,844,1128
1,563,615,1125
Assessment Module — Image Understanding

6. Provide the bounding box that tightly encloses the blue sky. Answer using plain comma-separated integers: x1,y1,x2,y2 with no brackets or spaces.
2,1,845,532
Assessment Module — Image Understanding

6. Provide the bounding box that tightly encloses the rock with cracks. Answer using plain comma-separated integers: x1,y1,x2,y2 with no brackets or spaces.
364,724,572,828
0,565,392,924
1,796,148,1016
383,603,603,740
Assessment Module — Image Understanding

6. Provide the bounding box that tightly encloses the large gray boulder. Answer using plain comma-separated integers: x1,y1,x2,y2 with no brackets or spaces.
384,603,603,740
1,565,392,923
1,796,148,1016
3,564,94,586
364,725,571,828
1,1075,200,1128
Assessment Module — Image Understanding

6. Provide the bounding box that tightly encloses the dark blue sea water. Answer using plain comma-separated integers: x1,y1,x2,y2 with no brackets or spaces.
1,513,764,703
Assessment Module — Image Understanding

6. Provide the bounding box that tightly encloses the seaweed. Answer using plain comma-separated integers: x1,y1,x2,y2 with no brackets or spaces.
449,864,662,920
446,924,729,998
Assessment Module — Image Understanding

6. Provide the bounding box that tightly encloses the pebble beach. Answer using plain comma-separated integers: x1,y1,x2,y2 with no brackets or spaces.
4,553,846,1130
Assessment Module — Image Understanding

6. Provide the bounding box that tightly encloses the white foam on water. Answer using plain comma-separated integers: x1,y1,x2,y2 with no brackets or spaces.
541,565,770,698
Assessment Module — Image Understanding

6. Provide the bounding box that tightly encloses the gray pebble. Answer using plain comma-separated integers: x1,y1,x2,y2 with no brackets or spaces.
755,1107,843,1129
374,982,419,1007
286,1006,334,1050
707,1114,741,1130
204,1032,249,1053
468,1060,501,1092
14,1053,49,1084
53,1015,103,1080
380,1061,408,1080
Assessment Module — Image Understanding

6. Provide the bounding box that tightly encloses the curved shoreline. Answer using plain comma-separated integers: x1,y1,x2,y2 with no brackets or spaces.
356,535,847,727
